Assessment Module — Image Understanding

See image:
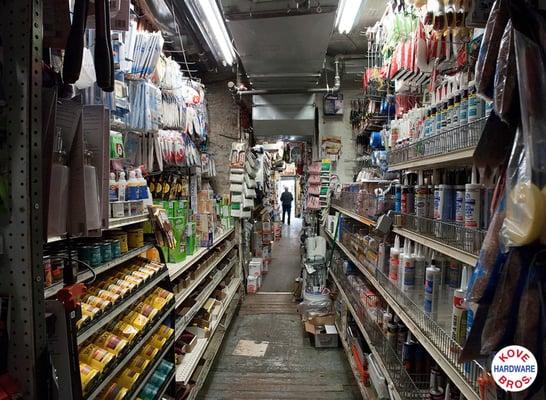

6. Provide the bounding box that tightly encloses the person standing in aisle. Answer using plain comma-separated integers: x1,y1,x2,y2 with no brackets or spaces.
280,187,294,225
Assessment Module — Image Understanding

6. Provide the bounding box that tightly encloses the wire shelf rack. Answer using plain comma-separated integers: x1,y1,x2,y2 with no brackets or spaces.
334,272,425,400
387,117,487,168
395,213,486,256
332,191,394,221
330,237,484,399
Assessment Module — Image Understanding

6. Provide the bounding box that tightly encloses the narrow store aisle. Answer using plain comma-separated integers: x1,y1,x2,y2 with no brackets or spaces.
259,219,302,292
198,294,360,399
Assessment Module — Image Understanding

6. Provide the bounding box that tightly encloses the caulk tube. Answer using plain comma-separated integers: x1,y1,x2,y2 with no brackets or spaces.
398,240,407,289
414,244,426,287
424,253,441,320
451,265,468,346
402,241,415,292
389,235,401,284
382,306,392,334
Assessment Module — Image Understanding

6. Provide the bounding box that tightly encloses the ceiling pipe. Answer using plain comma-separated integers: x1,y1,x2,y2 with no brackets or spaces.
233,60,341,96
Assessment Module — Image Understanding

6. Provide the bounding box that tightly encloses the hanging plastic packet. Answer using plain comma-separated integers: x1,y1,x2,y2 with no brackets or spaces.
466,194,507,304
493,20,517,124
500,2,546,247
479,247,526,354
474,0,510,101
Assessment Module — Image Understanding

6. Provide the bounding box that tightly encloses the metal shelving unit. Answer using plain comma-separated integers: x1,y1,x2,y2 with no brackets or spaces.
387,117,487,171
331,272,403,400
108,214,149,229
326,230,482,400
392,227,479,266
85,304,174,400
44,243,155,298
78,269,169,344
129,336,175,400
336,320,377,400
185,288,241,400
174,244,237,309
0,1,46,396
331,204,376,227
175,278,242,384
168,228,235,281
175,258,238,339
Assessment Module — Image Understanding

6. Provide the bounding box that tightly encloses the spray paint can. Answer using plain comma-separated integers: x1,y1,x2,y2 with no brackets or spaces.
397,322,408,355
436,184,454,238
415,185,428,233
451,265,468,346
402,241,415,292
455,185,465,224
435,252,447,289
407,184,415,215
386,319,399,350
389,235,401,284
464,184,482,229
481,184,494,230
424,259,441,320
465,183,482,253
459,86,469,127
429,367,445,400
467,81,480,122
402,332,416,373
447,260,461,289
401,185,409,214
414,244,426,287
395,184,402,213
378,242,390,276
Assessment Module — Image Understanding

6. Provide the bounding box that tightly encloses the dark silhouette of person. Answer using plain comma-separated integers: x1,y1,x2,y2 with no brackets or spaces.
280,187,294,225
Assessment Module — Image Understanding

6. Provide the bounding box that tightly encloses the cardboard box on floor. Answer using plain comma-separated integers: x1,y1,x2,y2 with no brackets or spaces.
304,314,339,348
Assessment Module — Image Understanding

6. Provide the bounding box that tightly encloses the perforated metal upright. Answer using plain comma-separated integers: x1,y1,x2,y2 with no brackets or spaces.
0,0,46,397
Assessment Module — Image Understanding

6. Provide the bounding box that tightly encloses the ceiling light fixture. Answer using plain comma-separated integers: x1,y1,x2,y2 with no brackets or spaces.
186,0,236,66
335,0,363,34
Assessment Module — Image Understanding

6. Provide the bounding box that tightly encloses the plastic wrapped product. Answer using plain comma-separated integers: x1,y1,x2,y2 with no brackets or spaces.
512,260,543,400
493,20,517,123
501,131,545,247
466,197,507,304
474,0,510,101
480,248,525,354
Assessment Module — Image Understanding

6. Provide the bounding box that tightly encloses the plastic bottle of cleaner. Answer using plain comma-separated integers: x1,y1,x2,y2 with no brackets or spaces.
117,172,127,202
109,172,118,202
135,168,148,200
451,265,468,346
126,170,139,201
424,253,441,320
402,241,415,292
389,235,401,284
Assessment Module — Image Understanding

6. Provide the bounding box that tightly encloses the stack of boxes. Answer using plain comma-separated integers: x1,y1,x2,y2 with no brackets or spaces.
246,258,263,294
229,143,259,218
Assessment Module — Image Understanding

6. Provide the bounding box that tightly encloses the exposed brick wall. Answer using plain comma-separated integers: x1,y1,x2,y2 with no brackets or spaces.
206,81,240,196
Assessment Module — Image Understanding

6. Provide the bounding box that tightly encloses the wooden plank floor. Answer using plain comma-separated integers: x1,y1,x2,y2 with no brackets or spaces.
198,293,361,399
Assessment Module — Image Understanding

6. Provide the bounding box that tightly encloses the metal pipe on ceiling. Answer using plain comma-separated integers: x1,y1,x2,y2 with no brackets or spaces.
234,60,341,95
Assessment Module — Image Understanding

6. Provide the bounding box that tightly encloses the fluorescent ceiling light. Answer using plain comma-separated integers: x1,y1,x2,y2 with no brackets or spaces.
186,0,236,66
335,0,363,34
